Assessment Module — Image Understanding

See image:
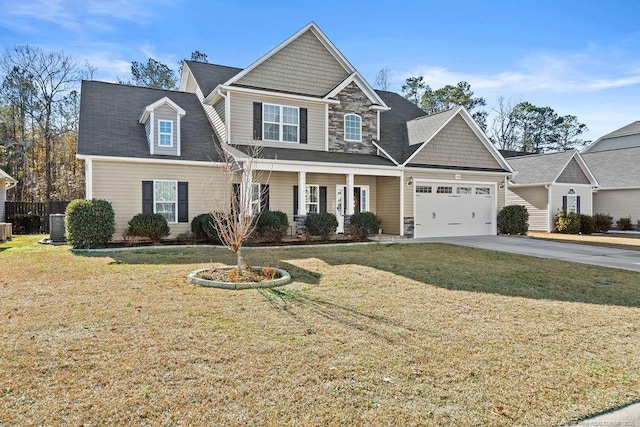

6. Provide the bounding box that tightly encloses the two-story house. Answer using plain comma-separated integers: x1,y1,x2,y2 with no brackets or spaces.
77,22,513,240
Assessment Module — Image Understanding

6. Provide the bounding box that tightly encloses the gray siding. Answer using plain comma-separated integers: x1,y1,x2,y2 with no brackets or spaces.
153,105,179,156
229,92,325,150
588,134,640,153
506,186,549,231
410,115,501,169
557,158,590,184
593,188,640,223
235,29,349,97
328,82,377,154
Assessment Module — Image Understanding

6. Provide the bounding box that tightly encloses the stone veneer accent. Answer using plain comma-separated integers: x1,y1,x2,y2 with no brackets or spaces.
343,214,352,234
328,82,377,154
293,215,306,236
403,217,414,238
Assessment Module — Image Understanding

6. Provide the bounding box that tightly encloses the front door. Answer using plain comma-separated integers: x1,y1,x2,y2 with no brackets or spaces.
336,185,366,233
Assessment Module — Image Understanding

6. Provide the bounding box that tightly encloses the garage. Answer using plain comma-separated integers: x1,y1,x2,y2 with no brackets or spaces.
414,181,496,238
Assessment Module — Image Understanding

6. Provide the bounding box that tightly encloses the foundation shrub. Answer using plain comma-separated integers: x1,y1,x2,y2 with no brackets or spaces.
348,212,381,241
593,214,613,233
253,210,289,243
126,213,170,243
65,199,115,249
497,205,529,235
304,212,338,242
556,211,581,234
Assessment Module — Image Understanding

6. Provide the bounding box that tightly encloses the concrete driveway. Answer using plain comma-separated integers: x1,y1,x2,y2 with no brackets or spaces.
410,235,640,272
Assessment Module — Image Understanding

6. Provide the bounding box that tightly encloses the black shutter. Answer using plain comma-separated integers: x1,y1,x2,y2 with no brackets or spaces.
253,102,262,140
300,108,308,144
562,196,567,213
576,196,581,215
319,186,327,213
260,184,270,212
293,185,298,216
178,182,188,222
232,183,241,216
142,181,153,214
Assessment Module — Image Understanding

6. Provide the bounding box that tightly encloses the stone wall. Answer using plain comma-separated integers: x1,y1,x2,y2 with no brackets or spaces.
328,82,377,154
403,217,414,238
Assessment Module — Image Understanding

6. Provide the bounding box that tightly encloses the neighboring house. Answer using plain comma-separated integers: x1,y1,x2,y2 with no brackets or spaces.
582,121,640,223
77,22,513,240
504,150,598,232
0,169,17,222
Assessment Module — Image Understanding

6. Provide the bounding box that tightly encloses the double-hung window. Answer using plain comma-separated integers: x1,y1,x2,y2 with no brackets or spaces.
305,185,319,213
154,180,177,223
263,103,299,142
566,189,578,214
344,114,362,142
158,120,173,147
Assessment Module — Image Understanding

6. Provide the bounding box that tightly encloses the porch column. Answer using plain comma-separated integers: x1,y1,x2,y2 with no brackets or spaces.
346,173,355,215
298,171,307,216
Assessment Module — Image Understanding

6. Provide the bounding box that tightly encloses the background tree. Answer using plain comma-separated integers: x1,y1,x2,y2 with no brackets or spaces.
489,96,519,151
402,77,487,130
553,115,588,151
374,67,392,90
129,58,176,89
0,45,82,202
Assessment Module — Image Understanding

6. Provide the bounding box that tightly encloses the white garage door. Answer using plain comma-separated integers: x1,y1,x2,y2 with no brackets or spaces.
414,182,495,238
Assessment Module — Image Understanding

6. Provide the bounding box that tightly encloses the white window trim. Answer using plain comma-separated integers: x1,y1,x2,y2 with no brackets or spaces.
158,120,173,147
344,113,362,142
305,185,320,214
153,179,178,223
263,103,300,143
567,188,578,214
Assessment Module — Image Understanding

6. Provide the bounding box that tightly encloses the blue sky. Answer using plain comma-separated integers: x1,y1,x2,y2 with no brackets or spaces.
1,0,639,141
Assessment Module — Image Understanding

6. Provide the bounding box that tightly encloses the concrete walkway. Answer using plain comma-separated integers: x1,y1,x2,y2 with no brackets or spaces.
407,235,640,272
575,402,640,426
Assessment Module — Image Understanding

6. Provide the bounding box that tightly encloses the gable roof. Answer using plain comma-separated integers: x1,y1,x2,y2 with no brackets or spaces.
0,168,17,189
225,22,355,89
78,80,223,162
507,150,597,186
582,146,640,188
139,96,186,124
584,120,640,152
324,72,389,110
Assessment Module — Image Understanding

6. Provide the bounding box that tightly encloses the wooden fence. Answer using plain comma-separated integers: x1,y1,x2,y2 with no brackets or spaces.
5,201,69,233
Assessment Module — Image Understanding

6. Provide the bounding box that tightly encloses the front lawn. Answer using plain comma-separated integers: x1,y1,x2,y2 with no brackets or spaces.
1,235,639,426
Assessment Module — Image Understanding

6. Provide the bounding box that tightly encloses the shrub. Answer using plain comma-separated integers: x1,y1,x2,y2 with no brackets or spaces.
10,212,42,234
65,199,115,249
616,217,634,231
125,213,170,243
191,213,222,243
497,205,529,235
304,212,338,241
593,213,613,233
253,210,289,243
348,212,381,241
555,211,581,234
579,214,595,235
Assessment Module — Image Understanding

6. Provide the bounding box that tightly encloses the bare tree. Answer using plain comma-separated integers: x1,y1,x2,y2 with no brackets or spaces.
374,67,392,90
489,96,519,151
1,45,79,201
209,143,269,275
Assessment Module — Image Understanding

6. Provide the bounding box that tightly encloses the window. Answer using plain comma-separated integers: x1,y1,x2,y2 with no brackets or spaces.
263,103,299,142
306,185,319,213
416,186,432,194
566,189,578,214
251,184,261,215
154,180,177,222
457,187,472,194
344,114,362,142
436,186,453,194
158,120,173,147
476,187,491,195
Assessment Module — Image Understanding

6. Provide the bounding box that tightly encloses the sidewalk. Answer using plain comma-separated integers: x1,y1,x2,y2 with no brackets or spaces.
575,402,640,426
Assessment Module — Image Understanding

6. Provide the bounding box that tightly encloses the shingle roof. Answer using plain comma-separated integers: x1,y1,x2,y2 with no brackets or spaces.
376,90,426,163
599,121,640,140
406,107,459,146
184,61,243,97
78,80,223,162
506,150,577,185
582,147,640,188
235,146,396,166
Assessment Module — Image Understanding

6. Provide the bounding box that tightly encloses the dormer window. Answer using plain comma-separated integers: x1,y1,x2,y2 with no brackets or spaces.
159,120,173,147
344,114,361,142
